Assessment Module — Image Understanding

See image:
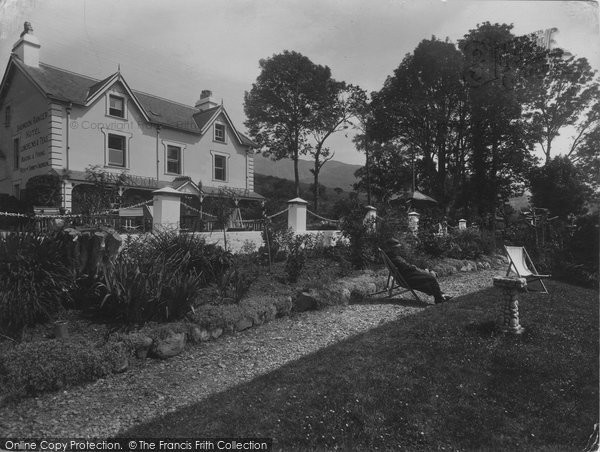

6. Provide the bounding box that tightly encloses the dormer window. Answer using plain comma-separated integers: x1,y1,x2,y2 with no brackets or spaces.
214,123,226,143
108,95,125,118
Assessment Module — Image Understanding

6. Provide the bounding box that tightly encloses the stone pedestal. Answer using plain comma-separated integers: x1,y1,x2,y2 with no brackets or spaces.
152,187,183,232
364,205,377,233
493,276,527,334
408,211,420,235
287,197,308,233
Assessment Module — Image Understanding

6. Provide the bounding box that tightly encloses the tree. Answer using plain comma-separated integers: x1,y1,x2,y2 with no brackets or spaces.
569,101,600,190
24,173,62,207
308,83,366,211
369,37,468,209
525,49,598,164
529,156,591,218
244,51,332,197
72,165,129,215
459,23,538,217
353,141,412,204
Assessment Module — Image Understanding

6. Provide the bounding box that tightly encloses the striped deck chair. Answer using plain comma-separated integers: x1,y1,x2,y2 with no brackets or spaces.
370,248,422,302
504,245,550,293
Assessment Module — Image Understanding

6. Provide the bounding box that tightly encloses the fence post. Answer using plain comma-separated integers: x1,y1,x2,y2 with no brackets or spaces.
408,211,420,235
287,197,308,233
152,187,184,232
364,205,377,233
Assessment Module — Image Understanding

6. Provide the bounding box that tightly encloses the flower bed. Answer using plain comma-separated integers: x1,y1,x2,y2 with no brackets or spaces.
0,251,509,406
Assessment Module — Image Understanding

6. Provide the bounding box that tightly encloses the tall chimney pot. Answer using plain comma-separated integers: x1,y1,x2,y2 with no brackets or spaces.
195,90,218,111
13,21,40,67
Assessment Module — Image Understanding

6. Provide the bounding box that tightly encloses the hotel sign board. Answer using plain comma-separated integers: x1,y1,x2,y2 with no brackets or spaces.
16,111,50,173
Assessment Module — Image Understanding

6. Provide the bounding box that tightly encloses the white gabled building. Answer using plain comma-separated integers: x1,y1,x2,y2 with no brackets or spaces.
0,22,263,212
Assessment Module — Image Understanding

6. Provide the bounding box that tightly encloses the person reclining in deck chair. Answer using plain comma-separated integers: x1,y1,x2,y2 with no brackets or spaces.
384,238,453,304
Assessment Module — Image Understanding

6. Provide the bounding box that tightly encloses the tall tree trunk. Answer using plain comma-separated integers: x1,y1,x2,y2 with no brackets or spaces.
313,160,320,212
365,143,372,206
293,150,300,198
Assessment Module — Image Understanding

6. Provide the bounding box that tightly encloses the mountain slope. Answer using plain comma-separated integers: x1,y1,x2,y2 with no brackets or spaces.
253,154,361,191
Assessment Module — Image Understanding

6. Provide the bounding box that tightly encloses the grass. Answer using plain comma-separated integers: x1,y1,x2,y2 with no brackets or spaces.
121,280,599,451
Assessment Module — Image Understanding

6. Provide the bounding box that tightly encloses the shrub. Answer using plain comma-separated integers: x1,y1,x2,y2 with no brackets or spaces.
451,228,494,259
417,227,494,260
0,232,76,339
339,203,375,270
216,266,258,303
504,213,598,288
418,231,457,258
122,231,233,287
0,340,126,399
94,251,204,324
285,235,307,283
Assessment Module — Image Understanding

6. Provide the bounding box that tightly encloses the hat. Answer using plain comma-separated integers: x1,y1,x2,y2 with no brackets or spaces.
386,237,401,246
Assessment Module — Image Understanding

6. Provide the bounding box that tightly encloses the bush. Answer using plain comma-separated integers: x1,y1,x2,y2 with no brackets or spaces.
122,230,233,287
549,215,599,288
417,227,494,260
285,235,307,283
95,251,203,324
0,340,126,399
451,229,495,259
504,213,598,288
216,266,258,303
0,232,76,339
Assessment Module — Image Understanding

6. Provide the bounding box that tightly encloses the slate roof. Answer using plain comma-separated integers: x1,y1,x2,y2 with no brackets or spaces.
10,58,256,144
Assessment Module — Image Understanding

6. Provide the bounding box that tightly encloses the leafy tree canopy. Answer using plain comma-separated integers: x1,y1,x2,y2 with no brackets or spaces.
244,51,333,196
529,155,592,218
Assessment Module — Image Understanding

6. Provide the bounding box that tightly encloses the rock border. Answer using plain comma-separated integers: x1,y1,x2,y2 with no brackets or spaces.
0,254,508,405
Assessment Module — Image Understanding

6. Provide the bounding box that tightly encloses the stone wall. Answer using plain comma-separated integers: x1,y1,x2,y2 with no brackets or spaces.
120,229,345,254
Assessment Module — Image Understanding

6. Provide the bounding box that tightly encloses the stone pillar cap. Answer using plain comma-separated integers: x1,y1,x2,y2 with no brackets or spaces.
152,187,184,196
287,197,308,204
493,276,527,289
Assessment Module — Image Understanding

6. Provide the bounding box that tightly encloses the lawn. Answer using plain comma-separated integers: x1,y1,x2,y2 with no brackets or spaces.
121,280,599,451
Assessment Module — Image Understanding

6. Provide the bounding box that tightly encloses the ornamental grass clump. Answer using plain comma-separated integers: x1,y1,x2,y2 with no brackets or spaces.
95,249,204,324
0,232,76,339
94,231,243,324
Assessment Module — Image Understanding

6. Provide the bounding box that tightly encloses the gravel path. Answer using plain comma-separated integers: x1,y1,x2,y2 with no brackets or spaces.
0,269,502,438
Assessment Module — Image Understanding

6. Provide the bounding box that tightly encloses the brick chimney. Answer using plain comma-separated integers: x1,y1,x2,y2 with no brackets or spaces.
195,90,219,111
12,22,40,67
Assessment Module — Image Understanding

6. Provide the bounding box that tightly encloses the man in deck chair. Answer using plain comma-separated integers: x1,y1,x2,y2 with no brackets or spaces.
384,238,453,304
504,245,550,293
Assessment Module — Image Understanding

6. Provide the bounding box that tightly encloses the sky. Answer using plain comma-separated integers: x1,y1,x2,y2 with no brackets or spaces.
0,0,598,165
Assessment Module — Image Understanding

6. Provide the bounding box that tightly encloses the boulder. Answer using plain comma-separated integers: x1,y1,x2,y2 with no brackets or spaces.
189,326,210,343
275,297,293,317
110,342,129,372
150,333,186,359
211,328,223,340
235,317,253,332
294,291,319,312
264,304,278,322
129,334,153,359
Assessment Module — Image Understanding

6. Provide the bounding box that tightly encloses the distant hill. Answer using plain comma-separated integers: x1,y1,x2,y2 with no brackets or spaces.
253,154,362,191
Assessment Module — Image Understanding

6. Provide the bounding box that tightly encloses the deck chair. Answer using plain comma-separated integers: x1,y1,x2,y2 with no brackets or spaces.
370,248,422,302
504,245,550,293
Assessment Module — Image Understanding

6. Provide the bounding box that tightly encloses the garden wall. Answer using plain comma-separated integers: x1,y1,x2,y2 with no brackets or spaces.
120,230,345,254
192,230,345,253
